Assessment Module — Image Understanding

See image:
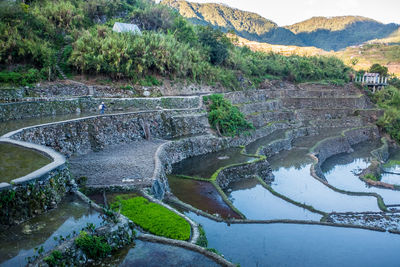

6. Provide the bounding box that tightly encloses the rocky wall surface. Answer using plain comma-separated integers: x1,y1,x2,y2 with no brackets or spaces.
311,126,380,180
10,110,209,157
282,96,370,109
0,96,201,122
0,165,72,226
258,127,313,157
247,111,294,128
236,99,283,114
0,88,25,100
215,159,273,189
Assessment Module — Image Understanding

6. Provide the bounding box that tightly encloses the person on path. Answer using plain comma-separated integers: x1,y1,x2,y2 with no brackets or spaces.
99,102,106,114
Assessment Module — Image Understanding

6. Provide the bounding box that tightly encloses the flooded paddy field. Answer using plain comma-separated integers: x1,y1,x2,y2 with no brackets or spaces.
0,195,103,267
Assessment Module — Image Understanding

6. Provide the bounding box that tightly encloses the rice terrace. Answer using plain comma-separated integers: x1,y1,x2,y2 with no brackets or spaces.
1,0,400,266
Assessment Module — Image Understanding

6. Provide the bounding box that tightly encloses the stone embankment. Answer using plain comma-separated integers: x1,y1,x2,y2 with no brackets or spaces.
0,81,385,226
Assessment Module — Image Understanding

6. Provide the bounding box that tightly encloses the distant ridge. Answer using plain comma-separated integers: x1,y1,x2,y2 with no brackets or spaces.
162,0,399,51
161,0,304,46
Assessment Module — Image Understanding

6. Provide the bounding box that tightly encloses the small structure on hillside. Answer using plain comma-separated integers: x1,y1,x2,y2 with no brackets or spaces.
355,72,388,92
112,22,141,35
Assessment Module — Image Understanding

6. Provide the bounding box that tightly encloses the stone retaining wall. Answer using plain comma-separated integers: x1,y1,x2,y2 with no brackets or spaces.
310,126,380,180
236,99,282,114
0,96,200,122
282,96,370,109
0,88,25,100
247,111,295,128
9,110,209,157
0,165,72,225
216,159,273,189
258,127,313,157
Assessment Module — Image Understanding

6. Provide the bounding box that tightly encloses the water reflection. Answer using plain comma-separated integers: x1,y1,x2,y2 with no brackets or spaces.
270,148,380,212
323,142,400,205
0,195,103,267
186,212,400,267
226,178,321,220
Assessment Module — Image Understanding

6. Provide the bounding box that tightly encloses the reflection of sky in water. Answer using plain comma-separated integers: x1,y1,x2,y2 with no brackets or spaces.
323,150,400,205
227,178,321,220
382,149,400,185
119,240,220,267
271,162,380,212
187,212,400,267
0,198,103,267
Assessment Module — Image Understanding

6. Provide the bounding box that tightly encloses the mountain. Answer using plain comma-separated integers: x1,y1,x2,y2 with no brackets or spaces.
286,16,399,51
161,0,304,46
162,0,399,51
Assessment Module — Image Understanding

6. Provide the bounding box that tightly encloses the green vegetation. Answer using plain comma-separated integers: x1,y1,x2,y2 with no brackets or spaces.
43,250,63,267
1,0,353,89
369,63,389,76
371,85,400,142
161,0,302,46
203,94,254,137
75,231,112,259
335,44,400,76
162,1,398,51
112,196,191,240
364,173,380,181
383,160,400,168
196,225,208,247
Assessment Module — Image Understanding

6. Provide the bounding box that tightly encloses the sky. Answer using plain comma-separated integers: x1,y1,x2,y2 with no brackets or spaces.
190,0,400,26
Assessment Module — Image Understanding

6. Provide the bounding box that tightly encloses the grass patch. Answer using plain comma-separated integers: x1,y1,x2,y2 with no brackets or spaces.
364,173,381,181
383,160,400,169
196,225,208,248
75,231,112,259
112,196,191,240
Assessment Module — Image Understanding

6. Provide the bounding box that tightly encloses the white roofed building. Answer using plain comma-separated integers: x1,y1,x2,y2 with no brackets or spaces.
112,22,141,35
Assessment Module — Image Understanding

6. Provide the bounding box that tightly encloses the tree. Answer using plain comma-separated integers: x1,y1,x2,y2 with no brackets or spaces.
197,26,232,65
369,63,388,76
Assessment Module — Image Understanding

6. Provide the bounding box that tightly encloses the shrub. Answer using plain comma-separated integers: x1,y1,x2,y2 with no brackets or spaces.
369,63,388,76
203,94,254,137
113,196,191,240
198,26,232,65
75,231,112,259
43,250,63,267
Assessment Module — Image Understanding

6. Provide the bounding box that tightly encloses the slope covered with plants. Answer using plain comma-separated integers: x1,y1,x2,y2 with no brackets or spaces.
162,0,399,52
1,0,351,89
287,17,399,51
161,0,303,46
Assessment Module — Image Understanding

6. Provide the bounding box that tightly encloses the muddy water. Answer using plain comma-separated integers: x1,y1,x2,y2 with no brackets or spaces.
172,147,256,179
269,148,381,213
186,212,400,267
323,142,400,205
0,195,103,267
0,143,52,183
168,175,241,219
226,178,322,220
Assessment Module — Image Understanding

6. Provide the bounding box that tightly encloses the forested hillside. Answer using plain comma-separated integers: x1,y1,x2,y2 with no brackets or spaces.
162,0,399,51
0,0,351,89
287,16,399,51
